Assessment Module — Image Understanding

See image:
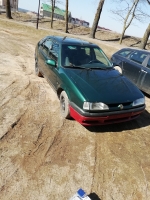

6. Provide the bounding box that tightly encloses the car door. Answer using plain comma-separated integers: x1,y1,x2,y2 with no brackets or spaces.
46,41,60,90
38,38,52,76
122,51,147,86
138,56,150,95
111,49,133,67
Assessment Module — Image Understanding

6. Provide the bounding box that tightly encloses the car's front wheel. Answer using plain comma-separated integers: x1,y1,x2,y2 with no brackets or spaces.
60,91,71,119
35,59,42,77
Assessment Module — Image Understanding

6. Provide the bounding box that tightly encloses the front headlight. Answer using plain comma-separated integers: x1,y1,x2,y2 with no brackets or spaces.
83,102,109,111
132,98,145,107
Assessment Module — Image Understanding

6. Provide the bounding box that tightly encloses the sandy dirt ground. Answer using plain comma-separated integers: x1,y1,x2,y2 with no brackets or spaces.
0,18,150,200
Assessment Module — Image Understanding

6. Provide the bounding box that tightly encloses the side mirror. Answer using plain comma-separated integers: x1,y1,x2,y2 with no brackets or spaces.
46,59,56,66
114,66,122,74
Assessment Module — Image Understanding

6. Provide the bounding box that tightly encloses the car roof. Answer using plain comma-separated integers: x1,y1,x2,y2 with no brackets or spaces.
46,36,97,46
118,47,150,53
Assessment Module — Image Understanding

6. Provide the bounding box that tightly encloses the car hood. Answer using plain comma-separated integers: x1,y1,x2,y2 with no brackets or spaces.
63,68,143,103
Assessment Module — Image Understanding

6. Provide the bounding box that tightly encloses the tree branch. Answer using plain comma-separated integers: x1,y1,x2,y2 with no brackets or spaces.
147,0,150,4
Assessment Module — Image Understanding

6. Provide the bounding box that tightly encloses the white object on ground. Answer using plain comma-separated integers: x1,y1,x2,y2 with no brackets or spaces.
69,188,91,200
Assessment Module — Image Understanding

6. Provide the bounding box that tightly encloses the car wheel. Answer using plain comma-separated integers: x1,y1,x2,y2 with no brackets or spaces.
35,59,42,77
60,91,71,119
114,66,122,74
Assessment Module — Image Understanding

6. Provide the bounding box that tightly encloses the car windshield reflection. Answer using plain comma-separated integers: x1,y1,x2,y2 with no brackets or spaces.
61,44,112,69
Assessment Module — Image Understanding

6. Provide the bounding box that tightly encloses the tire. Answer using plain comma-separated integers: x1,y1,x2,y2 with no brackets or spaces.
60,91,71,119
35,59,42,77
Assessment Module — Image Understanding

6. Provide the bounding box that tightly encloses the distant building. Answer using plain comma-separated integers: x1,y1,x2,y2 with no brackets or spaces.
71,18,89,27
0,0,18,10
40,3,72,22
40,3,89,28
97,26,111,31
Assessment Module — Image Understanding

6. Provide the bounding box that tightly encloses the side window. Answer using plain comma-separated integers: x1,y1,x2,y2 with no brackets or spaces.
49,42,59,62
42,46,48,56
118,50,132,57
85,47,90,56
44,40,52,49
42,39,52,56
147,58,150,69
39,37,47,45
129,51,148,64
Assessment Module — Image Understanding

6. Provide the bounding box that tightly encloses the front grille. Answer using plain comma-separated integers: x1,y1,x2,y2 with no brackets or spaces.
108,102,132,108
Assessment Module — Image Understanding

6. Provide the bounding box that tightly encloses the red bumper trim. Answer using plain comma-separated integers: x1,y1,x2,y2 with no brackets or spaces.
69,106,143,126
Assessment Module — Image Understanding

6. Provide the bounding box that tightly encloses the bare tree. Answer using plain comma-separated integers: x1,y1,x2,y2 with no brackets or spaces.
50,0,63,29
111,0,150,44
120,0,139,44
6,0,12,19
89,0,105,38
139,23,150,49
51,0,55,28
65,0,69,33
36,0,41,29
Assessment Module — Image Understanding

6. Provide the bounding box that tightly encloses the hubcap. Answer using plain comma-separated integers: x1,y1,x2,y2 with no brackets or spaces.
61,96,65,112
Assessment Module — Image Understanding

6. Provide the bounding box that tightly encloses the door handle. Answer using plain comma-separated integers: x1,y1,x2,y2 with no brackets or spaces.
141,69,147,73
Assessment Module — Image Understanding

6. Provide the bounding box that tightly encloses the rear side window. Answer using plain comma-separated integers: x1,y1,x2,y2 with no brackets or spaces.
44,40,52,49
39,37,47,45
129,51,147,64
147,58,150,69
118,50,132,57
41,39,52,55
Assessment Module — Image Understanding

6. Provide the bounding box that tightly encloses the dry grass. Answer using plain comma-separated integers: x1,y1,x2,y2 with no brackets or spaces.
1,11,149,50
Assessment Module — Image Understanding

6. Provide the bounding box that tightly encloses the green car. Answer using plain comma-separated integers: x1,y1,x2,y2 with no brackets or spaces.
35,36,145,126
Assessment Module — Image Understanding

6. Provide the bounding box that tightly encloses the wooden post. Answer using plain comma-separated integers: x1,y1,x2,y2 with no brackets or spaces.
36,0,40,29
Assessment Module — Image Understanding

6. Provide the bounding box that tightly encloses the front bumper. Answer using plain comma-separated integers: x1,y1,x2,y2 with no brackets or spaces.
69,102,145,126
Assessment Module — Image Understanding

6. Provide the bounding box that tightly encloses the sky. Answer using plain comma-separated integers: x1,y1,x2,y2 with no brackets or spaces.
18,0,150,38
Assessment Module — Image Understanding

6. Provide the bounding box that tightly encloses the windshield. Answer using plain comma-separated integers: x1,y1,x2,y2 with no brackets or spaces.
61,44,112,69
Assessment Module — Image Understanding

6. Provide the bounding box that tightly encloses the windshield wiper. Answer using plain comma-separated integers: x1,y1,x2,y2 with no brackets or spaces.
63,65,83,69
87,67,111,70
64,63,90,70
64,63,112,70
69,63,85,69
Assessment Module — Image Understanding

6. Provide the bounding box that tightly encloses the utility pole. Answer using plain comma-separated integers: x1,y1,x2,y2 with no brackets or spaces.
65,0,68,33
16,0,18,11
36,0,40,29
